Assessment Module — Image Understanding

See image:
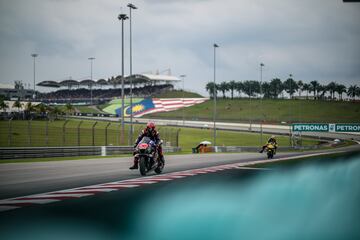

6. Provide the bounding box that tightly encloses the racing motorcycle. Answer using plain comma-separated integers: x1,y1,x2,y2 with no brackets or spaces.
266,143,276,159
134,137,164,176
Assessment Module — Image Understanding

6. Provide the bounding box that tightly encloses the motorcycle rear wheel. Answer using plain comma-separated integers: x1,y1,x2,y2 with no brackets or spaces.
154,159,164,174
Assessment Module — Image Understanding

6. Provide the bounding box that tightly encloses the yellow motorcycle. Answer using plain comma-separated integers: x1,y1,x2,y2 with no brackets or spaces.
266,143,276,159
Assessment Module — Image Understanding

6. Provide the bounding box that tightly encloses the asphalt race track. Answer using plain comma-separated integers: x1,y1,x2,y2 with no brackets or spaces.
0,147,360,240
1,144,359,200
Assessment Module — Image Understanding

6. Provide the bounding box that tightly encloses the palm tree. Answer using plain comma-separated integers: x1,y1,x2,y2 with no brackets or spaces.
205,82,217,99
261,82,271,99
13,99,22,112
356,86,360,99
297,80,304,97
49,106,62,120
228,80,237,99
251,80,261,97
242,80,260,98
65,102,74,116
317,84,328,100
302,83,311,99
347,85,358,100
242,81,252,98
310,81,320,99
335,84,347,100
25,102,35,112
24,101,35,118
283,78,298,99
327,82,337,100
269,78,283,99
235,81,244,98
219,81,230,99
35,103,47,115
0,99,8,113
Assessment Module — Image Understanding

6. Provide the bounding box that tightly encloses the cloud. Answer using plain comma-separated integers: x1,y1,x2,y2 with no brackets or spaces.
0,0,359,95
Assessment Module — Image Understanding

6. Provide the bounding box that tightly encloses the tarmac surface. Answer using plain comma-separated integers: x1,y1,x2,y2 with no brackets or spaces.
0,150,359,240
1,144,359,200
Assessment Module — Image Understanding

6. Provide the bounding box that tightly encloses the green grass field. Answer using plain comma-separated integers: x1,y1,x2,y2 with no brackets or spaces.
147,99,360,124
177,127,319,152
0,119,319,151
75,106,103,114
54,105,102,114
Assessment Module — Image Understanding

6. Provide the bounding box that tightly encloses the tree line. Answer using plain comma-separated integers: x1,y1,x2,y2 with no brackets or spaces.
0,97,75,119
206,78,360,100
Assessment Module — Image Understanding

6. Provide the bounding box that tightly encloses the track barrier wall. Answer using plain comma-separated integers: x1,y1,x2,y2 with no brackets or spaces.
0,146,182,160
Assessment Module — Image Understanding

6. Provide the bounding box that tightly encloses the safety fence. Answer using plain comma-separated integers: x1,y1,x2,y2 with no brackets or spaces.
0,119,180,148
0,146,182,160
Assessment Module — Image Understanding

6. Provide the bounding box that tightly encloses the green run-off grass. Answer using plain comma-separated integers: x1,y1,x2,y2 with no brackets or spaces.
147,99,360,124
0,119,319,150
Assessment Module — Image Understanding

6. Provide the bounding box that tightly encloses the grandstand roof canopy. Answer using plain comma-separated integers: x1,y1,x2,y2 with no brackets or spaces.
37,74,180,88
37,81,60,88
80,79,95,85
97,79,108,85
126,74,181,84
60,79,79,87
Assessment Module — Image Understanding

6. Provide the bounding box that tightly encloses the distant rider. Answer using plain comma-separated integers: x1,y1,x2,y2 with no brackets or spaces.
129,122,165,170
259,135,278,153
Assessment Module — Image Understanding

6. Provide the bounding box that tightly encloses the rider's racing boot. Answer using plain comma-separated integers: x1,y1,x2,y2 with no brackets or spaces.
129,158,139,170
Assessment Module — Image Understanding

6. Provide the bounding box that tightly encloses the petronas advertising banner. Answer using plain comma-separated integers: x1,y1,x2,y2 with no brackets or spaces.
292,124,329,132
334,124,360,133
293,123,360,132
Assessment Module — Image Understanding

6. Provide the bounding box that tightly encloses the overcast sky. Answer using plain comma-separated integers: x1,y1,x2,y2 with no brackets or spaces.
0,0,359,96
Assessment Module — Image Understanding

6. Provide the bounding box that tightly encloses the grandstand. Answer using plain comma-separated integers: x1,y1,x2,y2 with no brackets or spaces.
36,74,181,104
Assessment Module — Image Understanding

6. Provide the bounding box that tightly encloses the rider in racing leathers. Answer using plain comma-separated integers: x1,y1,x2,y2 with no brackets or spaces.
129,121,165,169
259,135,278,153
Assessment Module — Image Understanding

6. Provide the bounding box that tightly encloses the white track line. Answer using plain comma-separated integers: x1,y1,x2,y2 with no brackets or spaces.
0,206,20,211
233,166,272,170
0,199,60,205
111,180,157,184
18,193,94,199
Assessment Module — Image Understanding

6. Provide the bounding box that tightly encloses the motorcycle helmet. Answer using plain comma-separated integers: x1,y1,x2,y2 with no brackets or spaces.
147,121,156,130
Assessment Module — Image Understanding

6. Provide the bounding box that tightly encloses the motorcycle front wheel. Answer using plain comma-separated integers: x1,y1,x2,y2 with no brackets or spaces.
139,156,147,176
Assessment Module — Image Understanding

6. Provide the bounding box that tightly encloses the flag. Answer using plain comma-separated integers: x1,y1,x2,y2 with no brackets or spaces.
116,98,208,117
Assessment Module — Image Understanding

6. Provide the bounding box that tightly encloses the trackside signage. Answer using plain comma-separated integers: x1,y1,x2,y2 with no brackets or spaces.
292,123,360,132
334,124,360,133
292,124,329,132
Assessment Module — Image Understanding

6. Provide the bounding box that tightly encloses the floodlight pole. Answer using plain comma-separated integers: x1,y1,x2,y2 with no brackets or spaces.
289,73,293,146
213,43,219,148
31,53,38,99
118,13,128,145
88,57,95,105
180,74,186,125
128,3,137,145
260,63,264,146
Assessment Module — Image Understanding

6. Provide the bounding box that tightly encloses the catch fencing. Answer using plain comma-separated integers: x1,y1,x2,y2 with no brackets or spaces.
0,119,180,148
